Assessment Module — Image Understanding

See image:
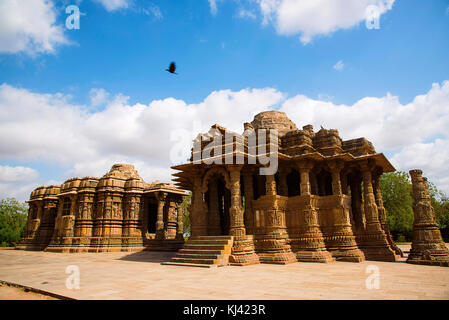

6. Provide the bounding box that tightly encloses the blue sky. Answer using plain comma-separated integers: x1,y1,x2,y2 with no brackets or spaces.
1,0,449,200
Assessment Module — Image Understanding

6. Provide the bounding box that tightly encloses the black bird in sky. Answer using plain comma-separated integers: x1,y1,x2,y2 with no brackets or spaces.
166,62,177,74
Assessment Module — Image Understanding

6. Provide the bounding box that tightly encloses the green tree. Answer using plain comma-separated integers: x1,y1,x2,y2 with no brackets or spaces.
0,198,28,247
180,192,191,238
379,171,414,242
427,181,449,242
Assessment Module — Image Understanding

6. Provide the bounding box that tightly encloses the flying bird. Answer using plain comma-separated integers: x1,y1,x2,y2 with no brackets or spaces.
166,62,177,74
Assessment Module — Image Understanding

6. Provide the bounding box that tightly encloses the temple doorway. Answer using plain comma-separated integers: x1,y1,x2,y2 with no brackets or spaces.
147,202,158,234
206,174,231,236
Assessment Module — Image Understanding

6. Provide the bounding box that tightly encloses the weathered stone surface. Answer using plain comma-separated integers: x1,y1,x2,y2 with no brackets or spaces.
407,169,449,267
172,111,414,266
17,164,187,253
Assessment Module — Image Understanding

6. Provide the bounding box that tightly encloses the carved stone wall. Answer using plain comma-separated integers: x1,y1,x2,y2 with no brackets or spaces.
18,164,187,253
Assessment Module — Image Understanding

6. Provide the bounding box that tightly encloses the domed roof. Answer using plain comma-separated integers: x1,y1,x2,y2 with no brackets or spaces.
101,164,143,181
250,111,297,136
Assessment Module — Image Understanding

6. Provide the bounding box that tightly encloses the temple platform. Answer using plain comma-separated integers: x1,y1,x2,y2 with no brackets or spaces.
1,244,448,300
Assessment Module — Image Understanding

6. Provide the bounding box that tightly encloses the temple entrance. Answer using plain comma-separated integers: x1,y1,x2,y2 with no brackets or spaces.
147,202,158,234
206,174,231,236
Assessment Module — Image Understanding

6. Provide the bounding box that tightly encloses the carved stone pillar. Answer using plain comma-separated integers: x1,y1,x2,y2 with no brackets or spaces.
362,166,382,233
265,174,277,196
252,170,296,264
228,166,259,265
293,199,335,263
229,166,245,238
155,192,167,240
176,202,184,240
407,169,449,266
359,161,396,261
164,201,178,239
328,160,344,196
297,161,313,196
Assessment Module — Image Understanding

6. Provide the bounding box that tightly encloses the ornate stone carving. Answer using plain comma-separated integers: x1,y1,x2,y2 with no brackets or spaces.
407,169,449,266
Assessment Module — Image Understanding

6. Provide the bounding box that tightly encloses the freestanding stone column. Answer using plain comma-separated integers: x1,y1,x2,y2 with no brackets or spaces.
228,166,259,265
407,169,449,266
359,161,397,261
155,192,167,240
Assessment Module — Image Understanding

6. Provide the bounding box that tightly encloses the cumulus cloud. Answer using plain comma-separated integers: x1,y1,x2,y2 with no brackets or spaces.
255,0,395,44
1,80,449,200
93,0,131,12
0,165,39,182
0,0,69,54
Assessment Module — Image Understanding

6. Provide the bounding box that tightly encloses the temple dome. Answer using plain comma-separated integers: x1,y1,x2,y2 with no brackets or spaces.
102,164,143,181
249,111,298,136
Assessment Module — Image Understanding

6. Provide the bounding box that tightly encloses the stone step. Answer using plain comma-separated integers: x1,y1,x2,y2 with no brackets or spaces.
189,235,233,241
170,257,220,265
164,235,233,267
187,239,231,245
161,262,218,268
183,244,231,251
175,253,220,260
179,248,225,255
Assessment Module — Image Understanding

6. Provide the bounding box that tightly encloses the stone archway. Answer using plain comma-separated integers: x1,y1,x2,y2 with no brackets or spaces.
202,168,231,236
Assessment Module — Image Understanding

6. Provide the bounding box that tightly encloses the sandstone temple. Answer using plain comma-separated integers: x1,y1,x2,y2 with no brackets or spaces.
18,110,449,267
17,164,187,252
168,111,403,266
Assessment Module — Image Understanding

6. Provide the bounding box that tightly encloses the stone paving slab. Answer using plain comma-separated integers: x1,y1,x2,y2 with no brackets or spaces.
0,245,448,300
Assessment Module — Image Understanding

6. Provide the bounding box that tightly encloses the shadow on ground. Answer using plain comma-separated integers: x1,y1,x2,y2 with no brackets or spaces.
117,251,176,263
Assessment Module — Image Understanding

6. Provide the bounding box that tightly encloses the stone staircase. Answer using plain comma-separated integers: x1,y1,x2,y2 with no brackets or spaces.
162,236,233,268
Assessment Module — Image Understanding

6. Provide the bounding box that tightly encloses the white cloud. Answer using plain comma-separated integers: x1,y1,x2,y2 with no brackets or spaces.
255,0,395,44
238,8,256,20
146,4,163,20
1,80,449,200
94,0,130,12
333,60,344,71
89,88,110,107
0,165,39,182
0,0,69,54
208,0,219,16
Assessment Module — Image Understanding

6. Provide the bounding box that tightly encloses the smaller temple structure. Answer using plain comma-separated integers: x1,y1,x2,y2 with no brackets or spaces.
407,169,449,267
17,164,187,253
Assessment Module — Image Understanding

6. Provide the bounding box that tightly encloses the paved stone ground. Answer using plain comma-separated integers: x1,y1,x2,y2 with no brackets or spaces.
0,283,57,300
0,245,448,300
